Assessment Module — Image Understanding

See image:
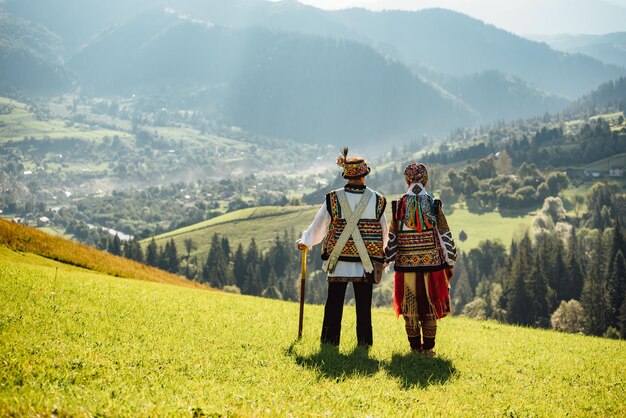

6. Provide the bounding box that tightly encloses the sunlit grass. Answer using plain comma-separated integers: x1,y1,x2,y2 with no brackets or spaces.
1,247,624,416
446,203,534,251
0,219,201,289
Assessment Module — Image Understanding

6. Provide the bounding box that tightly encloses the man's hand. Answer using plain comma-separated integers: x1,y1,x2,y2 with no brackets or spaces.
296,240,309,251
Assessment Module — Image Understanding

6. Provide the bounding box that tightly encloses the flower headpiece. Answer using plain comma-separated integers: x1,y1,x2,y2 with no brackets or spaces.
404,162,428,186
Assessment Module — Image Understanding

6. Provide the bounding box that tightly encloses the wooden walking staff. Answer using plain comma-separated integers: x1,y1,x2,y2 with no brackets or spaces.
298,247,307,340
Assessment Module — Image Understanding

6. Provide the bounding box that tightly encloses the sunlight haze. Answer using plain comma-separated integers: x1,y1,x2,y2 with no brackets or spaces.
287,0,626,35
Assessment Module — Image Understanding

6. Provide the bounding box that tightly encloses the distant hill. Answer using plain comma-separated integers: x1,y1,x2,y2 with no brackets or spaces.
442,70,570,121
69,9,476,144
152,2,626,98
2,0,154,56
568,76,626,114
531,32,626,69
3,0,625,140
327,8,625,99
226,32,475,143
0,12,73,94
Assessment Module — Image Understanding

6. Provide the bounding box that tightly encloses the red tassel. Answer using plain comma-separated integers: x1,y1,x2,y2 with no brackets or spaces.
429,269,451,318
415,202,423,232
393,271,404,317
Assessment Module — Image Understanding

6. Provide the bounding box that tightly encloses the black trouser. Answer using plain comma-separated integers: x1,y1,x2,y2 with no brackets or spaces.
321,281,373,347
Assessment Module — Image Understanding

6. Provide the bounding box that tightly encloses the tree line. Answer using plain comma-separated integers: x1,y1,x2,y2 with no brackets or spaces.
103,229,331,305
453,192,626,339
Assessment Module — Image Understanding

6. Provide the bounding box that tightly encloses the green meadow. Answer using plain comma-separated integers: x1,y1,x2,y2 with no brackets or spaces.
146,206,320,255
2,247,625,417
446,204,533,251
0,97,132,143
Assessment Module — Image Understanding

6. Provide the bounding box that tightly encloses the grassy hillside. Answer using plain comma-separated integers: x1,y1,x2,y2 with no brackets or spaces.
1,248,625,416
0,218,203,289
145,205,320,256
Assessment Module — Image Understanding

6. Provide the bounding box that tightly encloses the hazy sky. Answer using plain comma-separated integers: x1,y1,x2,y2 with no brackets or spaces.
286,0,626,35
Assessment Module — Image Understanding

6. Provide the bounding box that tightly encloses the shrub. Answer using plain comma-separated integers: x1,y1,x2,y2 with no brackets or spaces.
550,300,586,333
463,298,487,320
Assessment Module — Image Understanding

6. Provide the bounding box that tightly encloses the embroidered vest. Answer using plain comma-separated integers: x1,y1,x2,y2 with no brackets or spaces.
392,194,446,272
321,189,386,263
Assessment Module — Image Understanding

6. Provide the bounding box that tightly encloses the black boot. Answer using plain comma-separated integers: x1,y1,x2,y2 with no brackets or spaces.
404,316,421,351
321,326,341,346
357,325,373,347
408,335,422,351
421,320,437,354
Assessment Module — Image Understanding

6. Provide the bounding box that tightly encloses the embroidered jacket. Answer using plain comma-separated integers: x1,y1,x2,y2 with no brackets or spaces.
321,188,387,264
386,186,456,272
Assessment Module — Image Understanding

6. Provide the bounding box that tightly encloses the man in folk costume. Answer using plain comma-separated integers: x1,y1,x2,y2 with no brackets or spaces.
385,162,457,356
297,148,388,347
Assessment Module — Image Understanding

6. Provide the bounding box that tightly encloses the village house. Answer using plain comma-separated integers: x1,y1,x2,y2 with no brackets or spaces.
37,216,50,227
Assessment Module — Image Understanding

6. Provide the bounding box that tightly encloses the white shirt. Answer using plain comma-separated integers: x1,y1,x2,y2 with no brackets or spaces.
300,187,389,278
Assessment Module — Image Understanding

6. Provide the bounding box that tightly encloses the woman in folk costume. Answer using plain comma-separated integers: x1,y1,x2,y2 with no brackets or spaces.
385,162,457,356
297,148,388,347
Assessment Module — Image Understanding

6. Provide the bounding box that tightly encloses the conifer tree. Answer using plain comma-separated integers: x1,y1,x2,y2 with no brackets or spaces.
527,251,551,327
263,264,281,299
245,238,259,267
269,233,289,279
607,251,626,328
549,237,567,309
157,242,168,270
123,240,132,259
564,229,584,301
505,261,528,325
260,256,273,291
109,234,122,256
146,238,158,267
221,236,231,263
581,267,609,336
164,238,179,273
243,263,261,295
581,235,610,335
203,233,232,288
505,235,532,325
233,243,247,290
451,260,473,314
127,238,144,263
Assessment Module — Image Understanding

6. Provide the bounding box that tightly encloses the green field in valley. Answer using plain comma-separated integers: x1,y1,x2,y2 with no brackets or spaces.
446,203,534,252
1,246,624,416
0,97,133,143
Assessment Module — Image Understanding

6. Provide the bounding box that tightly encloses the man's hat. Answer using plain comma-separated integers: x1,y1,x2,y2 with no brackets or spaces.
337,147,370,179
404,162,428,186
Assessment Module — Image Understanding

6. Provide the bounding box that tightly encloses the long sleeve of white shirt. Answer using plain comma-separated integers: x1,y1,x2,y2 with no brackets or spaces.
300,202,331,248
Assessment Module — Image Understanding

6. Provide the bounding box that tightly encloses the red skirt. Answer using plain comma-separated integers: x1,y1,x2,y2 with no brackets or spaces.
394,269,452,321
